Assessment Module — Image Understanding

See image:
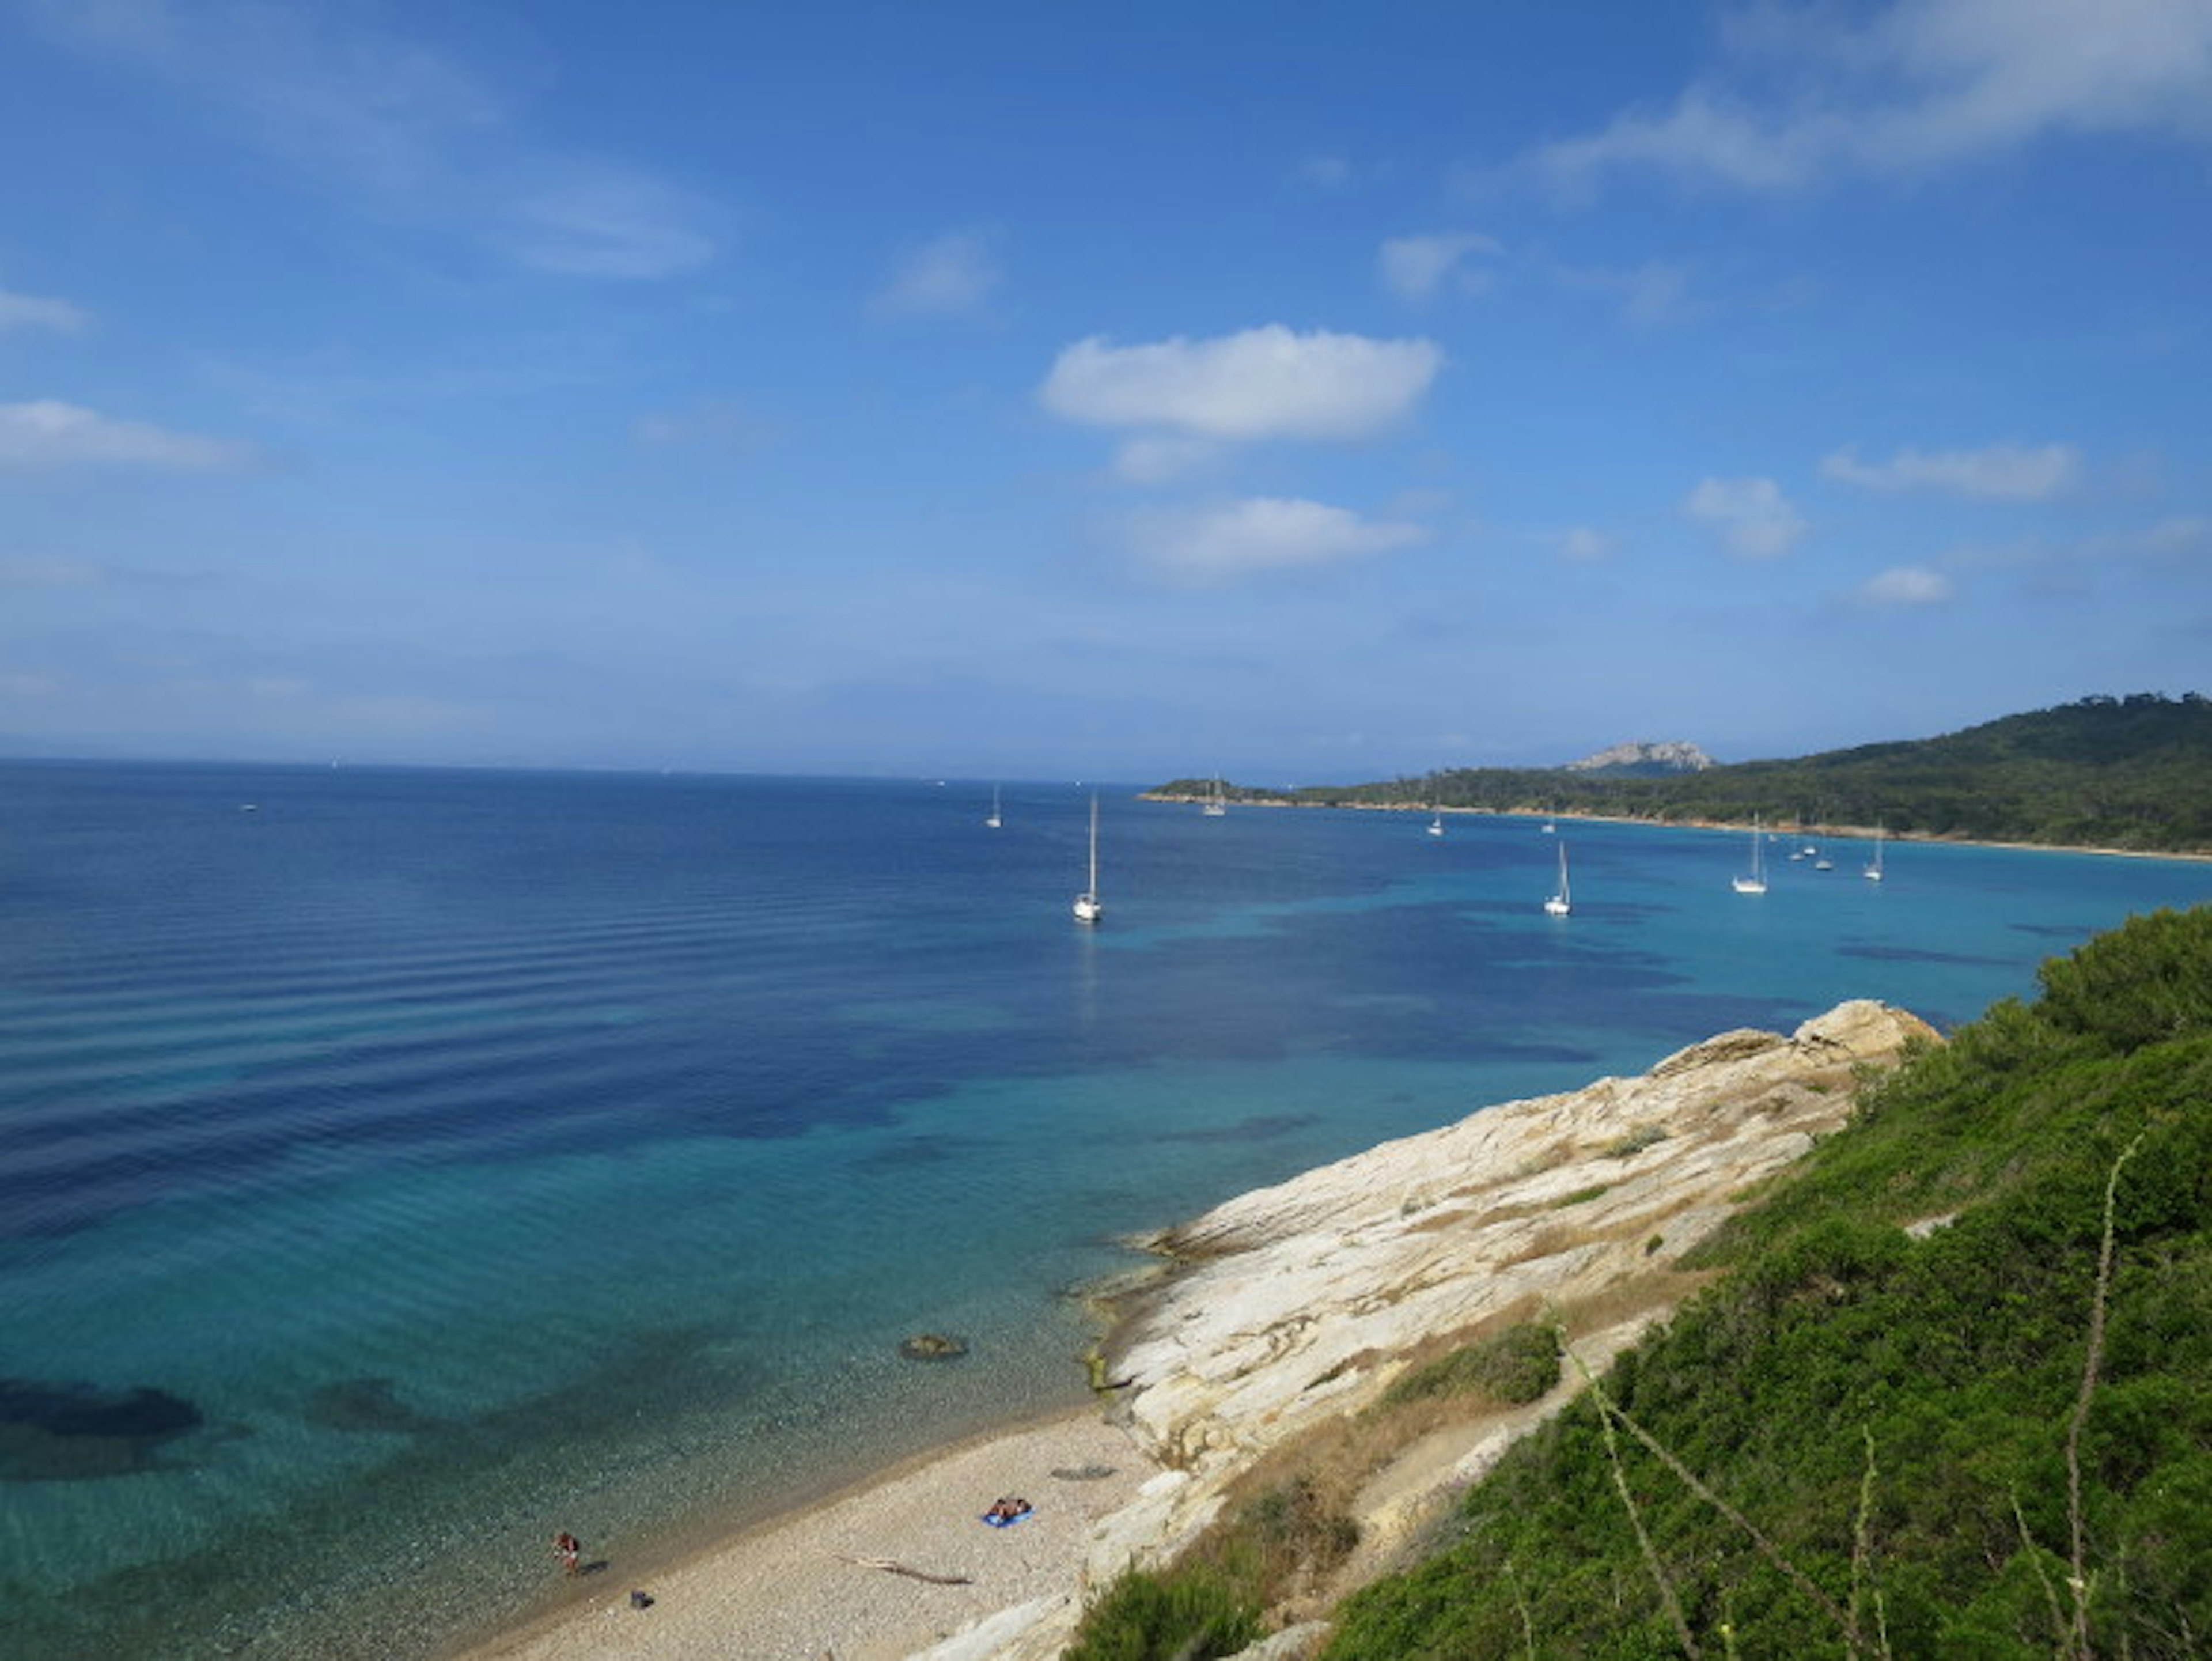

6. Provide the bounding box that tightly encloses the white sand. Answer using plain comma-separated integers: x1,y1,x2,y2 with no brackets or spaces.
462,1409,1157,1660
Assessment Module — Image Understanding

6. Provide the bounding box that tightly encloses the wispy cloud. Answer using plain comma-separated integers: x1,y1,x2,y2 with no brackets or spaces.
1555,526,1619,563
501,162,717,278
1554,259,1695,325
1293,154,1355,190
1109,435,1226,486
1041,325,1442,461
0,400,255,471
0,287,89,334
18,0,716,279
1378,233,1501,302
633,398,773,455
1857,564,1956,606
1822,441,2081,500
872,228,1003,317
1527,0,2212,196
1684,475,1807,559
1130,497,1430,587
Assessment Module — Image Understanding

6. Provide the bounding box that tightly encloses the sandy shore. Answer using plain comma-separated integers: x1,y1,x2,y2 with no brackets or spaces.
460,1408,1159,1661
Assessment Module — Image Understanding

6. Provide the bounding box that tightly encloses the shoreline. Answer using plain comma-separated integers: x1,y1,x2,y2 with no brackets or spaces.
455,1403,1160,1661
452,999,1938,1661
1136,793,2212,864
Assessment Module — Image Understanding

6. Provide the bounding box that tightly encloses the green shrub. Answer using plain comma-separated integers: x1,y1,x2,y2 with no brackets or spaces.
1382,1321,1562,1409
1066,1563,1264,1660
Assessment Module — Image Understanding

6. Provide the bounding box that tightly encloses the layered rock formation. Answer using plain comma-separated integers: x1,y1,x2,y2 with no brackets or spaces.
919,998,1938,1660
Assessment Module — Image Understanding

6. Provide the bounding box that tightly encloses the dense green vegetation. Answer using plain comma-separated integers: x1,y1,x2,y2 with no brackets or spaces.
1324,905,2212,1659
1157,694,2212,853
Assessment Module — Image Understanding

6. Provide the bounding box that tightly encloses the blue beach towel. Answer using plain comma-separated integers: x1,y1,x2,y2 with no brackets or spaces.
980,1508,1033,1528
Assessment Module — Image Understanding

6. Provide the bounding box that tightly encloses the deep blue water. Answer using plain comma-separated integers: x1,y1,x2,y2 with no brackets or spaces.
3,760,2210,1658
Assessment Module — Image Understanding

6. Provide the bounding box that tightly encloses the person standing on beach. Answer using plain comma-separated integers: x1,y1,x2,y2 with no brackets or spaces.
554,1530,581,1575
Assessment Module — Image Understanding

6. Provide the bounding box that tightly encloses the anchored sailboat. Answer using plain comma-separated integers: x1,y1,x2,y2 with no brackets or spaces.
1864,823,1885,882
986,784,1002,829
1073,794,1102,925
1732,816,1769,895
1544,841,1571,917
1202,777,1226,817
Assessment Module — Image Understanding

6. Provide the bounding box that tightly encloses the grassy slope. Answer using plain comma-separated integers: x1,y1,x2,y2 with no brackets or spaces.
1323,906,2212,1659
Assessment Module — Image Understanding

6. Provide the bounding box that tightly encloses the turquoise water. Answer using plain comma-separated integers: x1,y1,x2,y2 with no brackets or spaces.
2,762,2209,1657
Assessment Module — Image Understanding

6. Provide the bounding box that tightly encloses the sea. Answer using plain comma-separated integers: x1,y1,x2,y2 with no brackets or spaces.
4,760,2210,1659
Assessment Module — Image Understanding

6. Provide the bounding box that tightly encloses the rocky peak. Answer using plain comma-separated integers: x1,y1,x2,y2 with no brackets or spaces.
1563,739,1715,774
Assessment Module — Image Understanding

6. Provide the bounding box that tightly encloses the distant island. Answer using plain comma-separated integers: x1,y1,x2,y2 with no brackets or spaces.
1149,693,2212,855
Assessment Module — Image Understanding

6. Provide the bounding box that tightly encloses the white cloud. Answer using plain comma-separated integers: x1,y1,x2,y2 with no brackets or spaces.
1822,442,2081,499
1684,475,1808,559
0,288,89,334
1859,564,1956,605
873,229,1003,317
1556,527,1619,563
21,0,715,279
1528,0,2212,195
1378,233,1501,301
0,400,255,471
1132,498,1430,586
1040,326,1442,444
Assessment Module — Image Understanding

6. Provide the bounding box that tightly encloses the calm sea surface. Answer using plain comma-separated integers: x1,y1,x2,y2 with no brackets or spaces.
4,760,2210,1658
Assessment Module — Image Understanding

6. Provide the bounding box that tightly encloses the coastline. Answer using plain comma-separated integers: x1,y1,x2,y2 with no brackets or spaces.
1137,792,2212,864
457,1405,1160,1661
452,998,1939,1661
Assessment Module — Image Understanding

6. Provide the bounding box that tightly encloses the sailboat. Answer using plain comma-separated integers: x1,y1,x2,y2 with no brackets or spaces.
1202,777,1226,817
1863,824,1885,882
986,784,1002,829
1073,794,1102,924
1426,799,1444,837
1732,816,1768,894
1544,841,1571,916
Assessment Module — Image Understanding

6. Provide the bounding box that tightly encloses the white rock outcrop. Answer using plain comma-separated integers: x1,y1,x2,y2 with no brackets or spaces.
923,999,1937,1659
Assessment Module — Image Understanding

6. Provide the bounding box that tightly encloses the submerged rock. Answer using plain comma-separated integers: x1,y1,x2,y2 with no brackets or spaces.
0,1376,205,1482
898,1333,969,1361
305,1376,445,1435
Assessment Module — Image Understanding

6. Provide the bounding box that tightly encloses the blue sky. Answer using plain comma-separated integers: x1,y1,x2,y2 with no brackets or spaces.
2,1,2207,782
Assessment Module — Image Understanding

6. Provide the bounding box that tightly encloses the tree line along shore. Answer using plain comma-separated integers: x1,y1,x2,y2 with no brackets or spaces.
1152,693,2212,856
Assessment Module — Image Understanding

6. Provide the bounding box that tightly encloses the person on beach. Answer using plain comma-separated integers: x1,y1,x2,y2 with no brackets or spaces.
554,1530,581,1575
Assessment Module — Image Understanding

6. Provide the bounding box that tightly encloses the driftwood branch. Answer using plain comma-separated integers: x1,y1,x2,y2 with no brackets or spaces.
834,1553,972,1587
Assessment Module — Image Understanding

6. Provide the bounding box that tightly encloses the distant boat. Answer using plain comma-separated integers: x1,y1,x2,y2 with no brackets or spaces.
1073,794,1102,925
1202,777,1226,817
1732,816,1768,895
1544,841,1571,917
986,785,1002,830
1427,801,1444,837
1864,824,1886,882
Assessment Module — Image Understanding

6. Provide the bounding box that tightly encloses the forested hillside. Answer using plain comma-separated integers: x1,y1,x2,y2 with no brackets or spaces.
1156,694,2212,853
